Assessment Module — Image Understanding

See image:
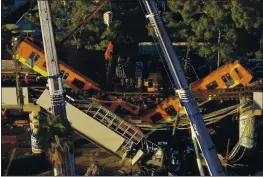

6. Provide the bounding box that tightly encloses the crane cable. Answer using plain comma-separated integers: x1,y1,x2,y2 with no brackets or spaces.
141,102,251,137
176,102,251,128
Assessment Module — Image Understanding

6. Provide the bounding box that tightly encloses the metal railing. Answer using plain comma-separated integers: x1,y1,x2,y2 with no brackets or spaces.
79,104,144,151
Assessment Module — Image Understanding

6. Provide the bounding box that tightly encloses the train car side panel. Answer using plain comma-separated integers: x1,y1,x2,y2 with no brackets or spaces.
141,60,253,124
15,40,100,92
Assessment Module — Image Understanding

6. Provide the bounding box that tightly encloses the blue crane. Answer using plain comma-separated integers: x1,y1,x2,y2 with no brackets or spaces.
140,0,227,175
37,0,75,175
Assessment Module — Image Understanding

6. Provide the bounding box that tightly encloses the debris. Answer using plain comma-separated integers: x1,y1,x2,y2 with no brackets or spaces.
84,161,103,176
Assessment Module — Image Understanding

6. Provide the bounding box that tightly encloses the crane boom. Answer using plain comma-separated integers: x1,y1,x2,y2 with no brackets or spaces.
37,0,75,175
38,0,64,110
140,0,226,175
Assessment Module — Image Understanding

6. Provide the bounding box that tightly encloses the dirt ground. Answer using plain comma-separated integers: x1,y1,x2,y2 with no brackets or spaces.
3,147,141,176
2,126,141,176
75,147,141,176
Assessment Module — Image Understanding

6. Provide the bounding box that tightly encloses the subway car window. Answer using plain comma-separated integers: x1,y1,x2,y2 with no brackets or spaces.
234,68,243,79
150,113,163,123
63,73,69,80
221,73,234,87
205,81,218,90
165,105,177,116
72,78,85,90
26,52,40,66
33,54,40,62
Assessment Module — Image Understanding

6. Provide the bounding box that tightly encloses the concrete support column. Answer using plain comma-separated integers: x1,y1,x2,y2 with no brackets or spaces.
239,97,256,149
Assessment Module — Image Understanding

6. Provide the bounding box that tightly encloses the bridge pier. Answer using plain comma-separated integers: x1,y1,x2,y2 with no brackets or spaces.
239,97,256,149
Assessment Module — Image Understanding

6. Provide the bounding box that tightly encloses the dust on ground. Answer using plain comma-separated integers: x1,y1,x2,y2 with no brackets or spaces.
75,147,141,175
3,147,141,176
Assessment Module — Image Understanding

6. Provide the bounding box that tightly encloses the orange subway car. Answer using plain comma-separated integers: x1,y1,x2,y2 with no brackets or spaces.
15,38,142,116
15,38,100,92
141,96,184,124
141,60,253,124
191,60,253,91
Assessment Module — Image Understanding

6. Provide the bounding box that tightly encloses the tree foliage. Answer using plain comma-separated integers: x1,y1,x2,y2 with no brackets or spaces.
38,112,73,174
155,0,263,62
51,0,126,51
255,35,263,58
231,0,263,30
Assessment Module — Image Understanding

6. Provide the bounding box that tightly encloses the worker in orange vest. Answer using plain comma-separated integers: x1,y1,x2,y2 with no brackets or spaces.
105,41,114,79
104,41,113,61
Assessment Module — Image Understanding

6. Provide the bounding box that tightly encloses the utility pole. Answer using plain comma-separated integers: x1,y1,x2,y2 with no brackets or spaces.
37,0,75,175
141,0,226,175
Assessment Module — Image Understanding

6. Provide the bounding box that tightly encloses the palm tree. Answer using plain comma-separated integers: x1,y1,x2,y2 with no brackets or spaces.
38,111,74,176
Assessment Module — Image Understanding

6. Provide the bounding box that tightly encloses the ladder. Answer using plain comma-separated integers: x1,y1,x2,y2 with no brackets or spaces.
83,104,144,151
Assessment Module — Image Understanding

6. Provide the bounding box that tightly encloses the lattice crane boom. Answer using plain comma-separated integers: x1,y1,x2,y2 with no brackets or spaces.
37,0,75,175
140,0,227,175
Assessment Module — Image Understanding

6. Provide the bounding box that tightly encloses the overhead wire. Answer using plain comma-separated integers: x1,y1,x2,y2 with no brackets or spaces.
230,147,246,163
134,102,253,139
